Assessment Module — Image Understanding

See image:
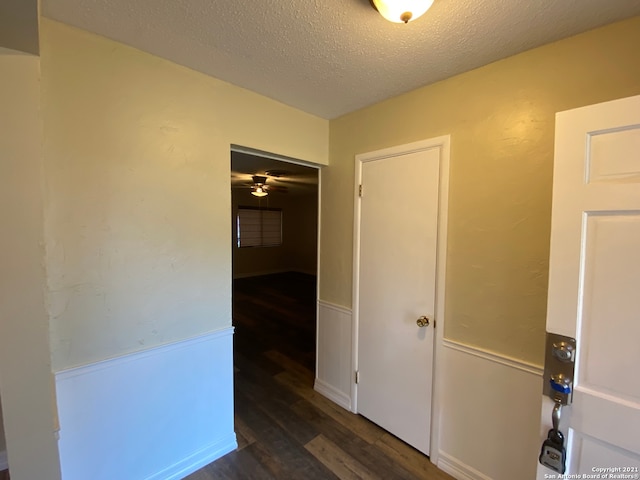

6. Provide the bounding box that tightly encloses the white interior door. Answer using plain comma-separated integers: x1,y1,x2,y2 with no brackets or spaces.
355,142,444,455
538,95,640,477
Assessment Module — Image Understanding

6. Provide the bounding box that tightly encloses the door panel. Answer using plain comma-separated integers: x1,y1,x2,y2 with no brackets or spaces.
580,214,640,403
356,147,440,455
569,433,640,474
538,95,640,477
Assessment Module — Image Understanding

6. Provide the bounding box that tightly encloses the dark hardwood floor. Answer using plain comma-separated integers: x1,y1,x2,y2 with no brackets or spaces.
186,272,453,480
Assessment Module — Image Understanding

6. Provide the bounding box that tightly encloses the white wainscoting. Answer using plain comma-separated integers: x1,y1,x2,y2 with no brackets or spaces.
437,339,543,480
314,299,544,480
55,328,237,480
315,300,353,410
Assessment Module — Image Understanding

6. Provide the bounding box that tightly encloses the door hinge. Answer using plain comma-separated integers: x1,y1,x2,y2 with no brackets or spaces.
433,319,437,329
359,184,363,197
355,370,360,384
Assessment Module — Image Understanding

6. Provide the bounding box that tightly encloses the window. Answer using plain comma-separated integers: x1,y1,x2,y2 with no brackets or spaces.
237,207,282,248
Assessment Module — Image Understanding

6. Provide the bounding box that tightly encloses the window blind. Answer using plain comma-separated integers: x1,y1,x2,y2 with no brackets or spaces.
237,207,282,247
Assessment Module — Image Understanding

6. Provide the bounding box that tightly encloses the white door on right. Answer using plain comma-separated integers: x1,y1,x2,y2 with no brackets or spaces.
538,94,640,477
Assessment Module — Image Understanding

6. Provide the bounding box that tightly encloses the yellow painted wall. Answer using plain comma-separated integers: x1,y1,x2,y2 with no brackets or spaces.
40,19,329,371
321,16,640,365
285,193,319,275
0,53,62,480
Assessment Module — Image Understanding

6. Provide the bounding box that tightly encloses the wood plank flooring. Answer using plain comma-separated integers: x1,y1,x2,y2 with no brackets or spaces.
186,272,453,480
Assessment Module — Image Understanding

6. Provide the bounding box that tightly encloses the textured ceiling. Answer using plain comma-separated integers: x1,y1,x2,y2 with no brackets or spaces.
42,0,640,119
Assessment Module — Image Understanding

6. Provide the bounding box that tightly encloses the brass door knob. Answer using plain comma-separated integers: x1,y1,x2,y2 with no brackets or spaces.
416,316,430,328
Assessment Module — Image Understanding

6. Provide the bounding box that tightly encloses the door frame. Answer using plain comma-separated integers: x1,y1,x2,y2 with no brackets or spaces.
352,135,450,463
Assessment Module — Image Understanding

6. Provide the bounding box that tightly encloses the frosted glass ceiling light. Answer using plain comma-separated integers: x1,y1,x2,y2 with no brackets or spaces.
251,185,268,197
370,0,434,23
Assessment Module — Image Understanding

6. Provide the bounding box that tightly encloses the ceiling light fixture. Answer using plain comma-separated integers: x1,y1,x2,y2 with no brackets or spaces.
251,175,269,197
369,0,434,23
251,185,268,197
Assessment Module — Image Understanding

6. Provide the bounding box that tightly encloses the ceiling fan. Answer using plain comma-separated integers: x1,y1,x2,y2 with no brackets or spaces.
246,174,288,197
232,167,317,196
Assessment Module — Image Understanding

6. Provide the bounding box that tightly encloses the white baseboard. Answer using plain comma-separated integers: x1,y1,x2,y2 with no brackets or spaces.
292,268,317,276
314,378,351,411
437,451,492,480
233,268,290,279
55,328,236,480
146,433,237,480
0,450,7,471
233,269,317,279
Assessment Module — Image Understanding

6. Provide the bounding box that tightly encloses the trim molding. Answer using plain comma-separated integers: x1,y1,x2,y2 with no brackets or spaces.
145,433,237,480
314,378,351,411
230,144,325,169
0,450,7,471
55,328,234,378
442,338,543,377
317,299,352,316
437,451,492,480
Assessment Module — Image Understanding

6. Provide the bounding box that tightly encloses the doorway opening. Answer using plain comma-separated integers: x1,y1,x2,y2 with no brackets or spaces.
230,146,320,374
